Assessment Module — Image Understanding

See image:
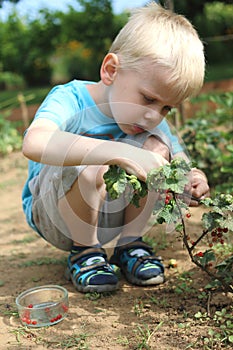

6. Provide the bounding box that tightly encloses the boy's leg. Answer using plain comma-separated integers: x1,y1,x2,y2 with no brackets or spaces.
119,135,170,242
110,135,169,286
58,165,118,293
58,165,108,247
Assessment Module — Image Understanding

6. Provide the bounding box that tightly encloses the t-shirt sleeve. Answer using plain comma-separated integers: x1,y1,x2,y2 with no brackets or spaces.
33,85,78,131
157,119,184,155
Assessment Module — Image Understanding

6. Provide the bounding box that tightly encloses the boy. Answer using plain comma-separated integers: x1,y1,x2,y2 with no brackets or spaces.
22,3,209,293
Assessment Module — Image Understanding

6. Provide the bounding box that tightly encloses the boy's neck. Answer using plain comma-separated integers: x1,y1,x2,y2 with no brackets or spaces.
86,82,113,118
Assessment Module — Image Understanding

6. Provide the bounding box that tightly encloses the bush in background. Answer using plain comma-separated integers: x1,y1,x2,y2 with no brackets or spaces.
181,92,233,194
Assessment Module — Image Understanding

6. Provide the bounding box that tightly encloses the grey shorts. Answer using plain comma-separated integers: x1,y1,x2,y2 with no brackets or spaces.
29,131,173,251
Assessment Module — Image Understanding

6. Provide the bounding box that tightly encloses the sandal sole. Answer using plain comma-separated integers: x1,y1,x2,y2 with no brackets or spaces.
124,271,165,286
64,268,119,293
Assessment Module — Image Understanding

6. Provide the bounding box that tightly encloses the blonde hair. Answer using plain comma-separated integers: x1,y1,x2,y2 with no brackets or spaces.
109,2,205,102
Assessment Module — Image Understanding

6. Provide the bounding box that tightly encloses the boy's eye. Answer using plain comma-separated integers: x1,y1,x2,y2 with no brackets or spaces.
163,106,172,113
143,95,155,103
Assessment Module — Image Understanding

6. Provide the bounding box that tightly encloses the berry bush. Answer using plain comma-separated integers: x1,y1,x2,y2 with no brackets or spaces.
104,158,233,293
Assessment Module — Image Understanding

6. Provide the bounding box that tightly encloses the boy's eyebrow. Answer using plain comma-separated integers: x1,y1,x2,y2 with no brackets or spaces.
141,88,176,107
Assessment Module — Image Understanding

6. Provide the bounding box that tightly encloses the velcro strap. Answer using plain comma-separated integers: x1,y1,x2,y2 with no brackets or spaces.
71,261,108,280
70,247,106,264
117,241,153,254
131,256,163,276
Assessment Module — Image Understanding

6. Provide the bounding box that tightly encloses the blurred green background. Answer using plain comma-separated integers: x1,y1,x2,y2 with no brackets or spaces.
0,0,233,90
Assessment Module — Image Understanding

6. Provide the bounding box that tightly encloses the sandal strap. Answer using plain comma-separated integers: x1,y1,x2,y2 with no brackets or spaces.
69,247,106,264
111,240,164,275
70,261,110,281
130,255,163,276
68,247,115,285
115,241,154,255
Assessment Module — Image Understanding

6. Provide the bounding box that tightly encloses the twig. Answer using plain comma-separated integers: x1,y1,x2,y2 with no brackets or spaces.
174,194,233,294
207,292,212,317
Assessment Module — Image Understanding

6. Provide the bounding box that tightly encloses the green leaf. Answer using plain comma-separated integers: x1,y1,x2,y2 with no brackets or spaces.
201,250,216,266
103,165,128,199
229,335,233,343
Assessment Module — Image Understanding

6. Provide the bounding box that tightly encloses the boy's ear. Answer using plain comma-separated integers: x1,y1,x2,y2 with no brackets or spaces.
100,53,119,85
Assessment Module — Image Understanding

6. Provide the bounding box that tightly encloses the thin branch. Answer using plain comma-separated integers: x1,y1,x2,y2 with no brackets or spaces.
174,195,233,294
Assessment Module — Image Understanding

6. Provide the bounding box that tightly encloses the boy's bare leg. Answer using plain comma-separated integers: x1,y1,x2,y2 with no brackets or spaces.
118,135,170,244
118,192,159,244
58,165,108,247
58,136,169,247
108,136,169,286
58,165,119,293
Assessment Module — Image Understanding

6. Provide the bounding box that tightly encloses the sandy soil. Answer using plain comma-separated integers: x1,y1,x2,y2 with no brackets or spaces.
0,152,232,350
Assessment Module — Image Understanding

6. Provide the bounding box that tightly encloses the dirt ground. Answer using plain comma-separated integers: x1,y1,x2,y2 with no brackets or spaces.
0,151,232,350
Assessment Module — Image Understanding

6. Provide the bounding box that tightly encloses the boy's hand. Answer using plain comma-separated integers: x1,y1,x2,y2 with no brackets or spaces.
189,168,210,206
119,149,168,183
120,136,169,181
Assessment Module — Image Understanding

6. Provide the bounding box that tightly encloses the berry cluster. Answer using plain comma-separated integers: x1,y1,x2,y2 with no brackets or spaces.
20,303,69,326
50,314,62,323
165,193,171,205
194,251,214,269
21,304,37,325
209,227,228,246
62,303,69,312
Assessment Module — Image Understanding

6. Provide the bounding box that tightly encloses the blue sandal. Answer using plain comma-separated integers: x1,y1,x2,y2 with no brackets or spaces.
65,247,119,293
110,240,164,286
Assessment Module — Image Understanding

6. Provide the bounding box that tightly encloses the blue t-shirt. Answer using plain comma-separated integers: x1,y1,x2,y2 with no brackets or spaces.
22,79,183,230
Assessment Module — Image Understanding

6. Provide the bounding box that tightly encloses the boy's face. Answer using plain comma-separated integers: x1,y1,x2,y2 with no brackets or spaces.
107,62,180,135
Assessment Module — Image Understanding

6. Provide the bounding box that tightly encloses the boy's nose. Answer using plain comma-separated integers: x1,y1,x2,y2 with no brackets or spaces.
144,109,163,125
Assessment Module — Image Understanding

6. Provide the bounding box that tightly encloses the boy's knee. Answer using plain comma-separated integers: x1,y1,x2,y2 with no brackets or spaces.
80,165,108,189
143,136,170,161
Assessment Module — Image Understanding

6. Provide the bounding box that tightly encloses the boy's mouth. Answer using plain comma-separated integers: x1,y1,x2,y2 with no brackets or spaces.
132,124,146,134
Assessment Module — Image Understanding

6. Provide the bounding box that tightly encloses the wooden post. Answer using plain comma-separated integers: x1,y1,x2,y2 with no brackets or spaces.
17,92,29,129
164,0,174,11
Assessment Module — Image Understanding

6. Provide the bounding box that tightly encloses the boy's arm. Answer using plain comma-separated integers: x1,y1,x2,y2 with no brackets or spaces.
22,118,168,182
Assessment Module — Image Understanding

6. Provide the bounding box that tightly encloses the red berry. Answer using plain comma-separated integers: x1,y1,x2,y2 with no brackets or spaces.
211,231,217,237
212,237,218,243
23,310,30,319
54,314,62,321
62,304,68,312
220,239,224,244
186,213,191,218
223,228,228,233
165,199,170,204
26,319,31,325
191,241,195,245
31,321,37,325
27,304,33,308
197,252,204,257
209,243,213,248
